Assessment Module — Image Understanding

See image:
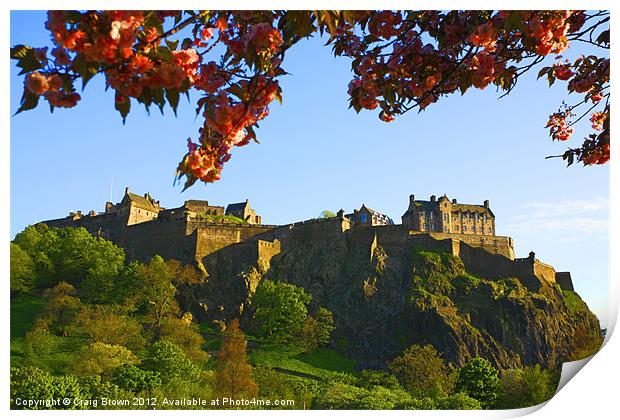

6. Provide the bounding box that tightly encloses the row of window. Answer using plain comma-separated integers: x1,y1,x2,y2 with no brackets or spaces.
419,224,493,235
422,211,488,223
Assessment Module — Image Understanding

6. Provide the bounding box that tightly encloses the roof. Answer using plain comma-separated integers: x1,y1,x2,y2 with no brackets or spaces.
406,200,494,217
126,192,160,212
226,201,249,214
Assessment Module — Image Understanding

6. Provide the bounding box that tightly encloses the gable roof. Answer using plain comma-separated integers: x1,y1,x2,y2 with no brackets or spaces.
226,201,249,214
125,192,160,212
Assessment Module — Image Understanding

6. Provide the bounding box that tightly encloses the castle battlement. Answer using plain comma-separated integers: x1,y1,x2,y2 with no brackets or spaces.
35,189,573,293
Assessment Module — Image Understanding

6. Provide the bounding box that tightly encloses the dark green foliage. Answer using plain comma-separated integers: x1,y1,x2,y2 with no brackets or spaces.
10,243,35,293
356,370,402,391
389,344,455,398
436,392,482,409
252,279,311,343
12,225,126,300
494,366,560,409
457,358,499,408
10,366,84,409
10,294,45,338
143,340,201,383
300,307,335,352
112,364,162,393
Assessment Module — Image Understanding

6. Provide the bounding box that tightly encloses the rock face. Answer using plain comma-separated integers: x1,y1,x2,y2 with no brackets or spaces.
184,226,602,370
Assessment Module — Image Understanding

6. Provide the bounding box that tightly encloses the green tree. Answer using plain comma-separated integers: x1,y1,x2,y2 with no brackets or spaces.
10,242,35,294
23,327,60,369
112,364,162,394
388,344,455,398
158,315,209,364
357,370,402,391
71,304,146,352
13,224,59,288
436,392,483,410
138,256,180,328
494,366,559,409
252,279,311,343
71,342,140,378
216,319,258,400
319,210,336,218
37,281,81,336
143,340,201,383
300,307,335,352
457,357,500,408
10,366,84,409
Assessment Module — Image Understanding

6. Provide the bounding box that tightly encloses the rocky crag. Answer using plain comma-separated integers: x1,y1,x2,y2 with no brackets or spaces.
180,219,601,371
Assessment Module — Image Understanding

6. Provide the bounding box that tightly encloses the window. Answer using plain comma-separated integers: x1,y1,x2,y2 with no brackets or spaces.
360,213,367,223
483,214,487,223
443,213,448,221
473,226,476,233
463,226,467,232
481,227,485,234
466,213,470,222
455,226,460,231
475,213,479,222
421,211,425,219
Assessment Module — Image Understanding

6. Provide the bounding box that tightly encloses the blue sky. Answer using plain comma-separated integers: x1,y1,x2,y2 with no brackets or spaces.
10,11,610,326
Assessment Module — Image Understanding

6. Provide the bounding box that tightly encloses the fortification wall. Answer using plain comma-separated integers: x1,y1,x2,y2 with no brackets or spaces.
409,231,515,259
119,218,192,263
194,223,277,261
257,239,281,264
555,272,575,291
40,212,128,242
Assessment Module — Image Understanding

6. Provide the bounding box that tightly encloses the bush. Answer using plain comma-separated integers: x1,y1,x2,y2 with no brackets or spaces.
389,344,455,398
436,392,482,410
144,340,201,383
10,366,84,409
456,358,499,408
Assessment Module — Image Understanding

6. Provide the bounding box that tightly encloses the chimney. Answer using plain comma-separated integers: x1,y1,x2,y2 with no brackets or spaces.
430,195,436,202
452,198,457,204
484,200,490,208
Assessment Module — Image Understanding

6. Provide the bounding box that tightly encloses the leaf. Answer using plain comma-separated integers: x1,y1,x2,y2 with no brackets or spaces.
165,39,179,51
115,97,131,123
596,30,610,46
537,67,549,80
165,88,180,115
72,55,100,90
14,90,40,115
275,85,283,104
10,45,44,75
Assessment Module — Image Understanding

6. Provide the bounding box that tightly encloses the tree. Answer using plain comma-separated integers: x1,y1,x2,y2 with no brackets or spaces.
319,210,336,218
10,367,84,409
112,364,162,394
11,11,609,191
456,357,500,408
300,306,335,352
10,242,35,293
37,281,82,336
215,319,258,399
71,304,146,352
494,366,559,409
12,224,59,288
388,344,455,398
137,256,180,327
71,342,140,377
251,279,311,343
143,340,201,383
158,315,210,364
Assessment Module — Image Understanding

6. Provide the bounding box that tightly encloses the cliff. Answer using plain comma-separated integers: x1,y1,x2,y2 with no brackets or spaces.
182,224,601,371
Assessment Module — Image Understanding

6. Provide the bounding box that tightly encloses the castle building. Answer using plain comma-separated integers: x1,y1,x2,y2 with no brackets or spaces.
347,205,394,226
402,194,495,236
225,200,262,225
104,188,162,225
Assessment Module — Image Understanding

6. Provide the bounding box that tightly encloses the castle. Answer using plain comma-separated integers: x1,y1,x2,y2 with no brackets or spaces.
38,189,575,294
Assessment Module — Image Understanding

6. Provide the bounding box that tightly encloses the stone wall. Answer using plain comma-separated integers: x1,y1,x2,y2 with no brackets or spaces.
193,223,277,261
409,231,514,259
555,272,575,291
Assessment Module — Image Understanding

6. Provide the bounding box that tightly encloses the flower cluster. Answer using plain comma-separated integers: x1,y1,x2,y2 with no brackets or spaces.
25,72,80,108
546,112,574,141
